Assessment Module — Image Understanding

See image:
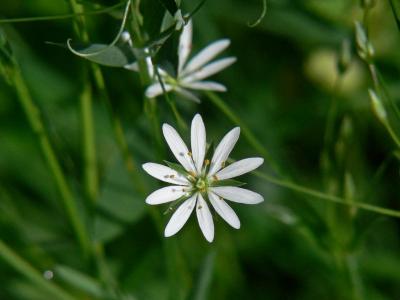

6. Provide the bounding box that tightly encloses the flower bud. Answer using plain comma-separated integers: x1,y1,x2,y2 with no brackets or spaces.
355,21,374,61
369,89,387,123
361,0,376,9
337,39,352,74
174,9,185,30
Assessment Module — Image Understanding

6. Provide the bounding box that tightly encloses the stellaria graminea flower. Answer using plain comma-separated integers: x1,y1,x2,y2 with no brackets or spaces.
142,114,264,242
128,20,236,103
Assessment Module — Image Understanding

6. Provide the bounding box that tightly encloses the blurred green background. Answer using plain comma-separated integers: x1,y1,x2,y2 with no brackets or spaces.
1,0,400,299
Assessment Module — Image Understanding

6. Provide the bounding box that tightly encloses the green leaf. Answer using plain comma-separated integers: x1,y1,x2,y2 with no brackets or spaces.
54,265,107,298
67,43,135,67
94,155,146,243
164,160,190,176
210,179,246,187
189,250,216,300
389,0,400,31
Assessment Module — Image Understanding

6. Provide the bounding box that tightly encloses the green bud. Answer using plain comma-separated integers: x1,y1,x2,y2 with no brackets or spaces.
337,39,352,74
361,0,376,9
355,21,374,61
369,89,387,123
344,172,357,217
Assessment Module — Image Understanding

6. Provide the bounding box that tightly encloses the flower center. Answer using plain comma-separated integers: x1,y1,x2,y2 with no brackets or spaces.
195,178,207,192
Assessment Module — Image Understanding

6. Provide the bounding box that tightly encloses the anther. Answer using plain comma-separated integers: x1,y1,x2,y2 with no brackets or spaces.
205,159,210,165
187,151,192,157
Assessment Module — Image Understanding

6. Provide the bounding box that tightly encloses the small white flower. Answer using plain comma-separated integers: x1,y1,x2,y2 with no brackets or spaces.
142,20,236,102
142,114,264,242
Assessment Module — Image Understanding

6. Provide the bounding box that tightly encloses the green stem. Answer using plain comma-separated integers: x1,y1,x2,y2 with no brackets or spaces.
322,76,341,152
92,65,148,195
12,69,90,256
69,0,98,205
80,70,98,204
345,254,364,300
384,121,400,148
153,64,187,131
206,91,283,176
0,2,125,24
255,170,400,218
0,240,75,300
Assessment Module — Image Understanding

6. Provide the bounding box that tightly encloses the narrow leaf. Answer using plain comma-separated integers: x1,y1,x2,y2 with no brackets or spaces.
164,160,190,177
67,43,134,67
54,265,107,298
210,179,246,187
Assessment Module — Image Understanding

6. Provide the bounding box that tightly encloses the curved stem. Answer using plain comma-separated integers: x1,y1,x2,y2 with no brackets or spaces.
0,240,75,300
255,170,400,218
0,2,125,24
205,91,283,177
12,69,91,256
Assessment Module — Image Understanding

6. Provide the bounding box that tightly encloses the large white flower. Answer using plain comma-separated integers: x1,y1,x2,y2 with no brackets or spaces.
128,20,236,103
142,114,264,242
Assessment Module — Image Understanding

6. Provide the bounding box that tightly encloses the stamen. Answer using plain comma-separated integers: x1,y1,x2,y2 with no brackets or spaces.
221,161,226,168
187,151,192,157
212,175,218,181
205,159,210,165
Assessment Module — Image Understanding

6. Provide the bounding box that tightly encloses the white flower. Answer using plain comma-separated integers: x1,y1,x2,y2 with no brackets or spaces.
142,114,264,242
135,20,236,103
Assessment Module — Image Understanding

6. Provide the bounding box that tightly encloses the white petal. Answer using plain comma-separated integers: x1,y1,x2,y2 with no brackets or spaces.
183,39,231,75
196,193,214,242
175,87,201,103
208,127,240,176
215,157,264,180
142,163,189,185
191,114,206,173
145,186,189,205
164,194,197,237
181,81,227,92
178,20,192,73
145,83,173,98
124,62,139,71
183,57,236,82
162,123,196,173
208,192,240,229
211,186,264,204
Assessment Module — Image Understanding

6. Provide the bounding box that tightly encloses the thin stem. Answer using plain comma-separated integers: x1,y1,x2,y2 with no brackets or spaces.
205,91,283,177
80,70,98,204
384,121,400,148
0,240,75,300
254,170,400,218
68,0,98,207
12,69,90,256
153,63,187,131
0,2,125,24
323,76,341,151
345,254,364,300
92,65,148,195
